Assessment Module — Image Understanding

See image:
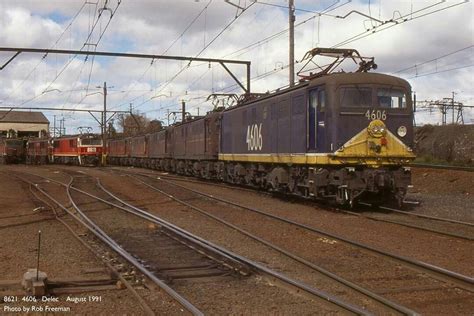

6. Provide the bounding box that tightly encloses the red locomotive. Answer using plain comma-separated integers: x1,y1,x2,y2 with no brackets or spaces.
51,134,103,165
0,138,26,164
26,138,50,164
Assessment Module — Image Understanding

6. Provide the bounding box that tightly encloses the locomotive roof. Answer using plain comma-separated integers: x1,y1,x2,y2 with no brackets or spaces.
225,72,411,111
53,134,101,139
307,72,411,89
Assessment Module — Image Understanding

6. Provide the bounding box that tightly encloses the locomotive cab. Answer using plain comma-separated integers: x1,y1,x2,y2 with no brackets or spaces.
78,135,103,165
52,135,103,166
307,72,414,154
305,72,415,206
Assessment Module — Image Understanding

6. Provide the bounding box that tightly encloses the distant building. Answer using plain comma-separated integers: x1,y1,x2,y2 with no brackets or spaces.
0,111,49,138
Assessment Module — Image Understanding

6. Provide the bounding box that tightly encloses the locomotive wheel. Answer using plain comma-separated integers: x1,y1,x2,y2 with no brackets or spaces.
396,193,404,209
288,178,297,193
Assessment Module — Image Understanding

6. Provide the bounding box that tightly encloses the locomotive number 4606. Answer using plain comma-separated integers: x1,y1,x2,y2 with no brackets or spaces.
365,109,387,121
246,123,263,151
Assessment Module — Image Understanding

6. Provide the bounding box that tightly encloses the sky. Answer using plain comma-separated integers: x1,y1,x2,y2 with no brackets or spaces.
0,0,473,134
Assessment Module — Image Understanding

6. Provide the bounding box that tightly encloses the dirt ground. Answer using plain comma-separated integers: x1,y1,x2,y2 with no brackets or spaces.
408,167,474,221
0,164,472,315
0,167,190,315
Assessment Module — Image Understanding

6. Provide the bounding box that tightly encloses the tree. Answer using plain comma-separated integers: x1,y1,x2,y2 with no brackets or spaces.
116,111,164,137
145,119,163,133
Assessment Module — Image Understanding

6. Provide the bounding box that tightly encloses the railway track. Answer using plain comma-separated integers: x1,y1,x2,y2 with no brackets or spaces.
410,163,474,172
12,172,203,316
113,170,474,314
351,203,474,241
11,169,370,315
112,167,474,241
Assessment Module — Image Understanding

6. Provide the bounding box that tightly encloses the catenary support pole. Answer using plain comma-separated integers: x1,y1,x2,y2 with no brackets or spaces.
289,0,295,87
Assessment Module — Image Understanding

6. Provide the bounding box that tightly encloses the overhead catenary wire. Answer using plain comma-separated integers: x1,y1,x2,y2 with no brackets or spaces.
332,0,468,48
253,0,341,16
15,0,122,109
59,1,101,110
110,0,214,110
223,0,350,59
1,1,88,105
77,0,122,103
178,0,466,104
154,0,351,116
393,45,474,74
130,1,256,112
407,64,474,79
213,0,471,97
110,0,349,115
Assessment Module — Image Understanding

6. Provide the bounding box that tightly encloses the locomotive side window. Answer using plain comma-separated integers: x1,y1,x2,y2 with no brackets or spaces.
377,88,407,108
82,138,102,145
319,90,326,110
53,141,59,148
308,88,326,151
309,90,318,110
339,87,372,107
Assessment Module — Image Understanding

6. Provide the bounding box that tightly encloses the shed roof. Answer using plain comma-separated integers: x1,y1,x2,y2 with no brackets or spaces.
0,111,49,124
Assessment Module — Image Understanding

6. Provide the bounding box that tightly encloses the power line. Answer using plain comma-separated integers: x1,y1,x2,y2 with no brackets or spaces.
112,0,348,114
111,0,213,110
393,45,473,74
188,0,472,114
1,1,88,104
131,1,256,112
16,0,123,109
83,0,123,94
253,0,340,17
408,64,474,79
224,0,350,59
332,0,468,48
175,0,351,114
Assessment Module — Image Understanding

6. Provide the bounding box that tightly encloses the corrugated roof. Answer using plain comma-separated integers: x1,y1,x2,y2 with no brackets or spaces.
0,111,49,124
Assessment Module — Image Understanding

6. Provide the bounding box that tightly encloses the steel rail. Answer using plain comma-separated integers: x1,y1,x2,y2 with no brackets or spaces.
17,170,368,315
345,205,473,241
144,175,474,292
92,180,371,315
144,171,472,229
106,167,263,195
36,173,252,275
111,169,473,235
12,172,204,316
68,187,251,275
376,205,474,227
140,170,474,236
117,176,417,316
25,182,155,316
410,163,474,172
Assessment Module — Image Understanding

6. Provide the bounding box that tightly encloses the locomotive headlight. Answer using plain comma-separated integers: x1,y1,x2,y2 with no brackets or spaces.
397,126,407,137
367,120,387,138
